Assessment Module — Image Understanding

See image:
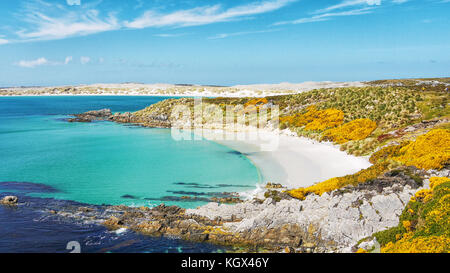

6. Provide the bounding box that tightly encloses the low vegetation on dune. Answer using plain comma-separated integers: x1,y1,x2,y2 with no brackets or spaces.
372,177,450,253
273,86,422,128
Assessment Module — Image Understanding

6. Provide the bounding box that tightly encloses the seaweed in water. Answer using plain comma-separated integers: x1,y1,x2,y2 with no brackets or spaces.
216,184,253,188
173,182,252,189
0,181,61,194
227,150,253,157
167,190,238,198
121,194,139,200
173,182,217,189
144,196,211,203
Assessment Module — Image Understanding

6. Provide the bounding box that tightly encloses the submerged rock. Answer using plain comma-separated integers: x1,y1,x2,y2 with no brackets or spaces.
121,194,138,199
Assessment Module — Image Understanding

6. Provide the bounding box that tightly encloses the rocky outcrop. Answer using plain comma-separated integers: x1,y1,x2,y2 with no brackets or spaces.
91,204,321,252
68,109,112,122
111,112,134,123
377,118,448,142
187,171,423,252
67,108,171,128
1,196,18,205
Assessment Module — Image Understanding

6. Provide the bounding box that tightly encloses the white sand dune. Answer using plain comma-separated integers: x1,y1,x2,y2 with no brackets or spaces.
2,81,367,97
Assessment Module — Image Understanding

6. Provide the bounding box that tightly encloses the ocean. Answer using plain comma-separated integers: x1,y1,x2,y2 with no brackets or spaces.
0,96,260,253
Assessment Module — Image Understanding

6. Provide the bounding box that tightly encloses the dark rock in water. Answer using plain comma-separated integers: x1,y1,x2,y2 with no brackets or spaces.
173,182,253,189
121,194,138,199
0,181,60,194
67,109,146,125
83,109,112,117
144,196,211,203
174,182,204,186
68,109,112,122
77,207,94,213
111,112,133,123
1,196,18,205
4,194,321,252
265,182,284,189
216,184,252,188
227,151,251,157
167,190,239,198
103,216,124,230
173,182,217,189
167,190,205,196
0,193,227,253
210,196,243,204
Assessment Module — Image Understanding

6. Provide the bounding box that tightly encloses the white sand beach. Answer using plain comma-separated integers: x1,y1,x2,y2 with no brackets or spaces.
201,129,372,189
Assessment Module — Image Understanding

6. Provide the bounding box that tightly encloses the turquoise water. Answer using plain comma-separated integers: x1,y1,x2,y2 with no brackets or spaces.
0,96,261,208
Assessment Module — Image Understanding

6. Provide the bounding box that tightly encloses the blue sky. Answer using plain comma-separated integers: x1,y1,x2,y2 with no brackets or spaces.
0,0,449,86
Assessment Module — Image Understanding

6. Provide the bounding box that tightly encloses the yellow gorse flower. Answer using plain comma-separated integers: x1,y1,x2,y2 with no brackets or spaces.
322,118,377,144
279,106,344,131
394,129,450,170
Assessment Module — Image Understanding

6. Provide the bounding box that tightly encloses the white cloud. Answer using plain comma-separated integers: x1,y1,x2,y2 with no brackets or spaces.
314,0,381,14
0,38,9,45
154,33,189,38
125,0,296,28
66,0,81,6
275,7,374,25
209,29,280,39
80,56,91,64
16,3,120,41
6,0,295,43
274,0,409,25
16,57,48,68
64,56,73,64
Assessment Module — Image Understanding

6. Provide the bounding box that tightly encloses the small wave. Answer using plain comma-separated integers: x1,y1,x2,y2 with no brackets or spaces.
113,228,128,235
238,183,266,200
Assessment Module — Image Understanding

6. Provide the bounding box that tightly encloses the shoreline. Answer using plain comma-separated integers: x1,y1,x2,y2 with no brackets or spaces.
200,128,372,190
0,92,293,98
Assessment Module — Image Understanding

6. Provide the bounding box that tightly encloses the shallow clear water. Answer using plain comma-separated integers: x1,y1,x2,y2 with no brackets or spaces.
0,96,260,252
0,96,260,208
